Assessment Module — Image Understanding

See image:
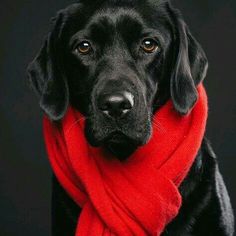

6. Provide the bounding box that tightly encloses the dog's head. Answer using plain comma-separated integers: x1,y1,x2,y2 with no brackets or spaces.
28,0,208,159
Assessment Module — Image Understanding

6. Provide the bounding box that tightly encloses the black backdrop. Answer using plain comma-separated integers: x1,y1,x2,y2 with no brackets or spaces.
0,0,235,235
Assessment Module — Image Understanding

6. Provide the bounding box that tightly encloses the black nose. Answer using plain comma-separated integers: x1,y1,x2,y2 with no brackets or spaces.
98,92,134,118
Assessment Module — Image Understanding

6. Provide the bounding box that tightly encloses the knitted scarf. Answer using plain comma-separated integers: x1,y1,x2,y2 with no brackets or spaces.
43,84,208,236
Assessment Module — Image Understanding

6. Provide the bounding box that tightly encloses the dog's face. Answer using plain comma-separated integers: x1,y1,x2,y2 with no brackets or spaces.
28,0,208,159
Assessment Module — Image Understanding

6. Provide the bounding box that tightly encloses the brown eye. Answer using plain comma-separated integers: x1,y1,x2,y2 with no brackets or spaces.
75,41,92,55
141,38,159,53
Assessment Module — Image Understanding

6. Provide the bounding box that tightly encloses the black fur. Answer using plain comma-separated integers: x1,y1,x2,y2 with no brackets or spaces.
27,0,234,235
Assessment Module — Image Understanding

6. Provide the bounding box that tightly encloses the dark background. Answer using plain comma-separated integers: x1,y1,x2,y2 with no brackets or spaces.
0,0,235,235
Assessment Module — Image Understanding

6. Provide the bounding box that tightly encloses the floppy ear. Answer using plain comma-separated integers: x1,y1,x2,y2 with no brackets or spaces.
27,12,69,120
167,4,208,115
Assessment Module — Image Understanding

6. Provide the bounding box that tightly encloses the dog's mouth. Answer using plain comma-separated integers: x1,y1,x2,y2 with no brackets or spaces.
103,131,140,159
85,110,152,159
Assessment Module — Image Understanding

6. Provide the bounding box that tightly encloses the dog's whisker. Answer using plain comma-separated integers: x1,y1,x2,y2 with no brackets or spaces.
152,122,163,132
151,116,166,132
65,117,86,135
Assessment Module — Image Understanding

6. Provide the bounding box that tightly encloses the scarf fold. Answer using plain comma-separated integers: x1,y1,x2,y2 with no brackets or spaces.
43,84,208,236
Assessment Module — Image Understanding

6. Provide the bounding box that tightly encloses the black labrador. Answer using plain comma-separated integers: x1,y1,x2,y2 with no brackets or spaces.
27,0,234,235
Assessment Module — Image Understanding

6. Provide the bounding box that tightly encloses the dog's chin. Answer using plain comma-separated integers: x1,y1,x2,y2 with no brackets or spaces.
103,132,140,160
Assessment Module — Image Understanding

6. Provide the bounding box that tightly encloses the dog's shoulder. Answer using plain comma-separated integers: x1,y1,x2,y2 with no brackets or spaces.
163,138,235,236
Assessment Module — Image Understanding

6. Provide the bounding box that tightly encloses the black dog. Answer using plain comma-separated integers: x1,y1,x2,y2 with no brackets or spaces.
28,0,234,235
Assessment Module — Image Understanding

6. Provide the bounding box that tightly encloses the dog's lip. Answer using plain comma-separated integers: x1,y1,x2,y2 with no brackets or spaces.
102,131,140,159
104,131,128,143
103,131,141,146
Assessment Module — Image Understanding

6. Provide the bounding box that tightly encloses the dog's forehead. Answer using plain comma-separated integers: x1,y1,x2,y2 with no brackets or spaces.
86,8,146,37
89,8,144,24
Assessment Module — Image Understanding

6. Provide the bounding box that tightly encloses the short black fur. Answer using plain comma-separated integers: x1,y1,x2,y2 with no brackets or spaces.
27,0,234,235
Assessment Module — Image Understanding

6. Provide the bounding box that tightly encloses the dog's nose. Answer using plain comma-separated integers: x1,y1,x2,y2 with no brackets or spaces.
98,92,134,118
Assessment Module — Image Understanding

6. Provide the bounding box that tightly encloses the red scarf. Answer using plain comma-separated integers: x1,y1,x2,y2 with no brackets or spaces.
43,84,208,236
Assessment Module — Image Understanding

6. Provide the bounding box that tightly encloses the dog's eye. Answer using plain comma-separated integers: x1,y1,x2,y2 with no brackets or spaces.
75,41,92,55
141,39,159,53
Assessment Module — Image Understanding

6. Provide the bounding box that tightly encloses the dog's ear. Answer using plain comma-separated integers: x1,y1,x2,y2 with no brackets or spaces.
167,3,208,115
27,12,69,120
